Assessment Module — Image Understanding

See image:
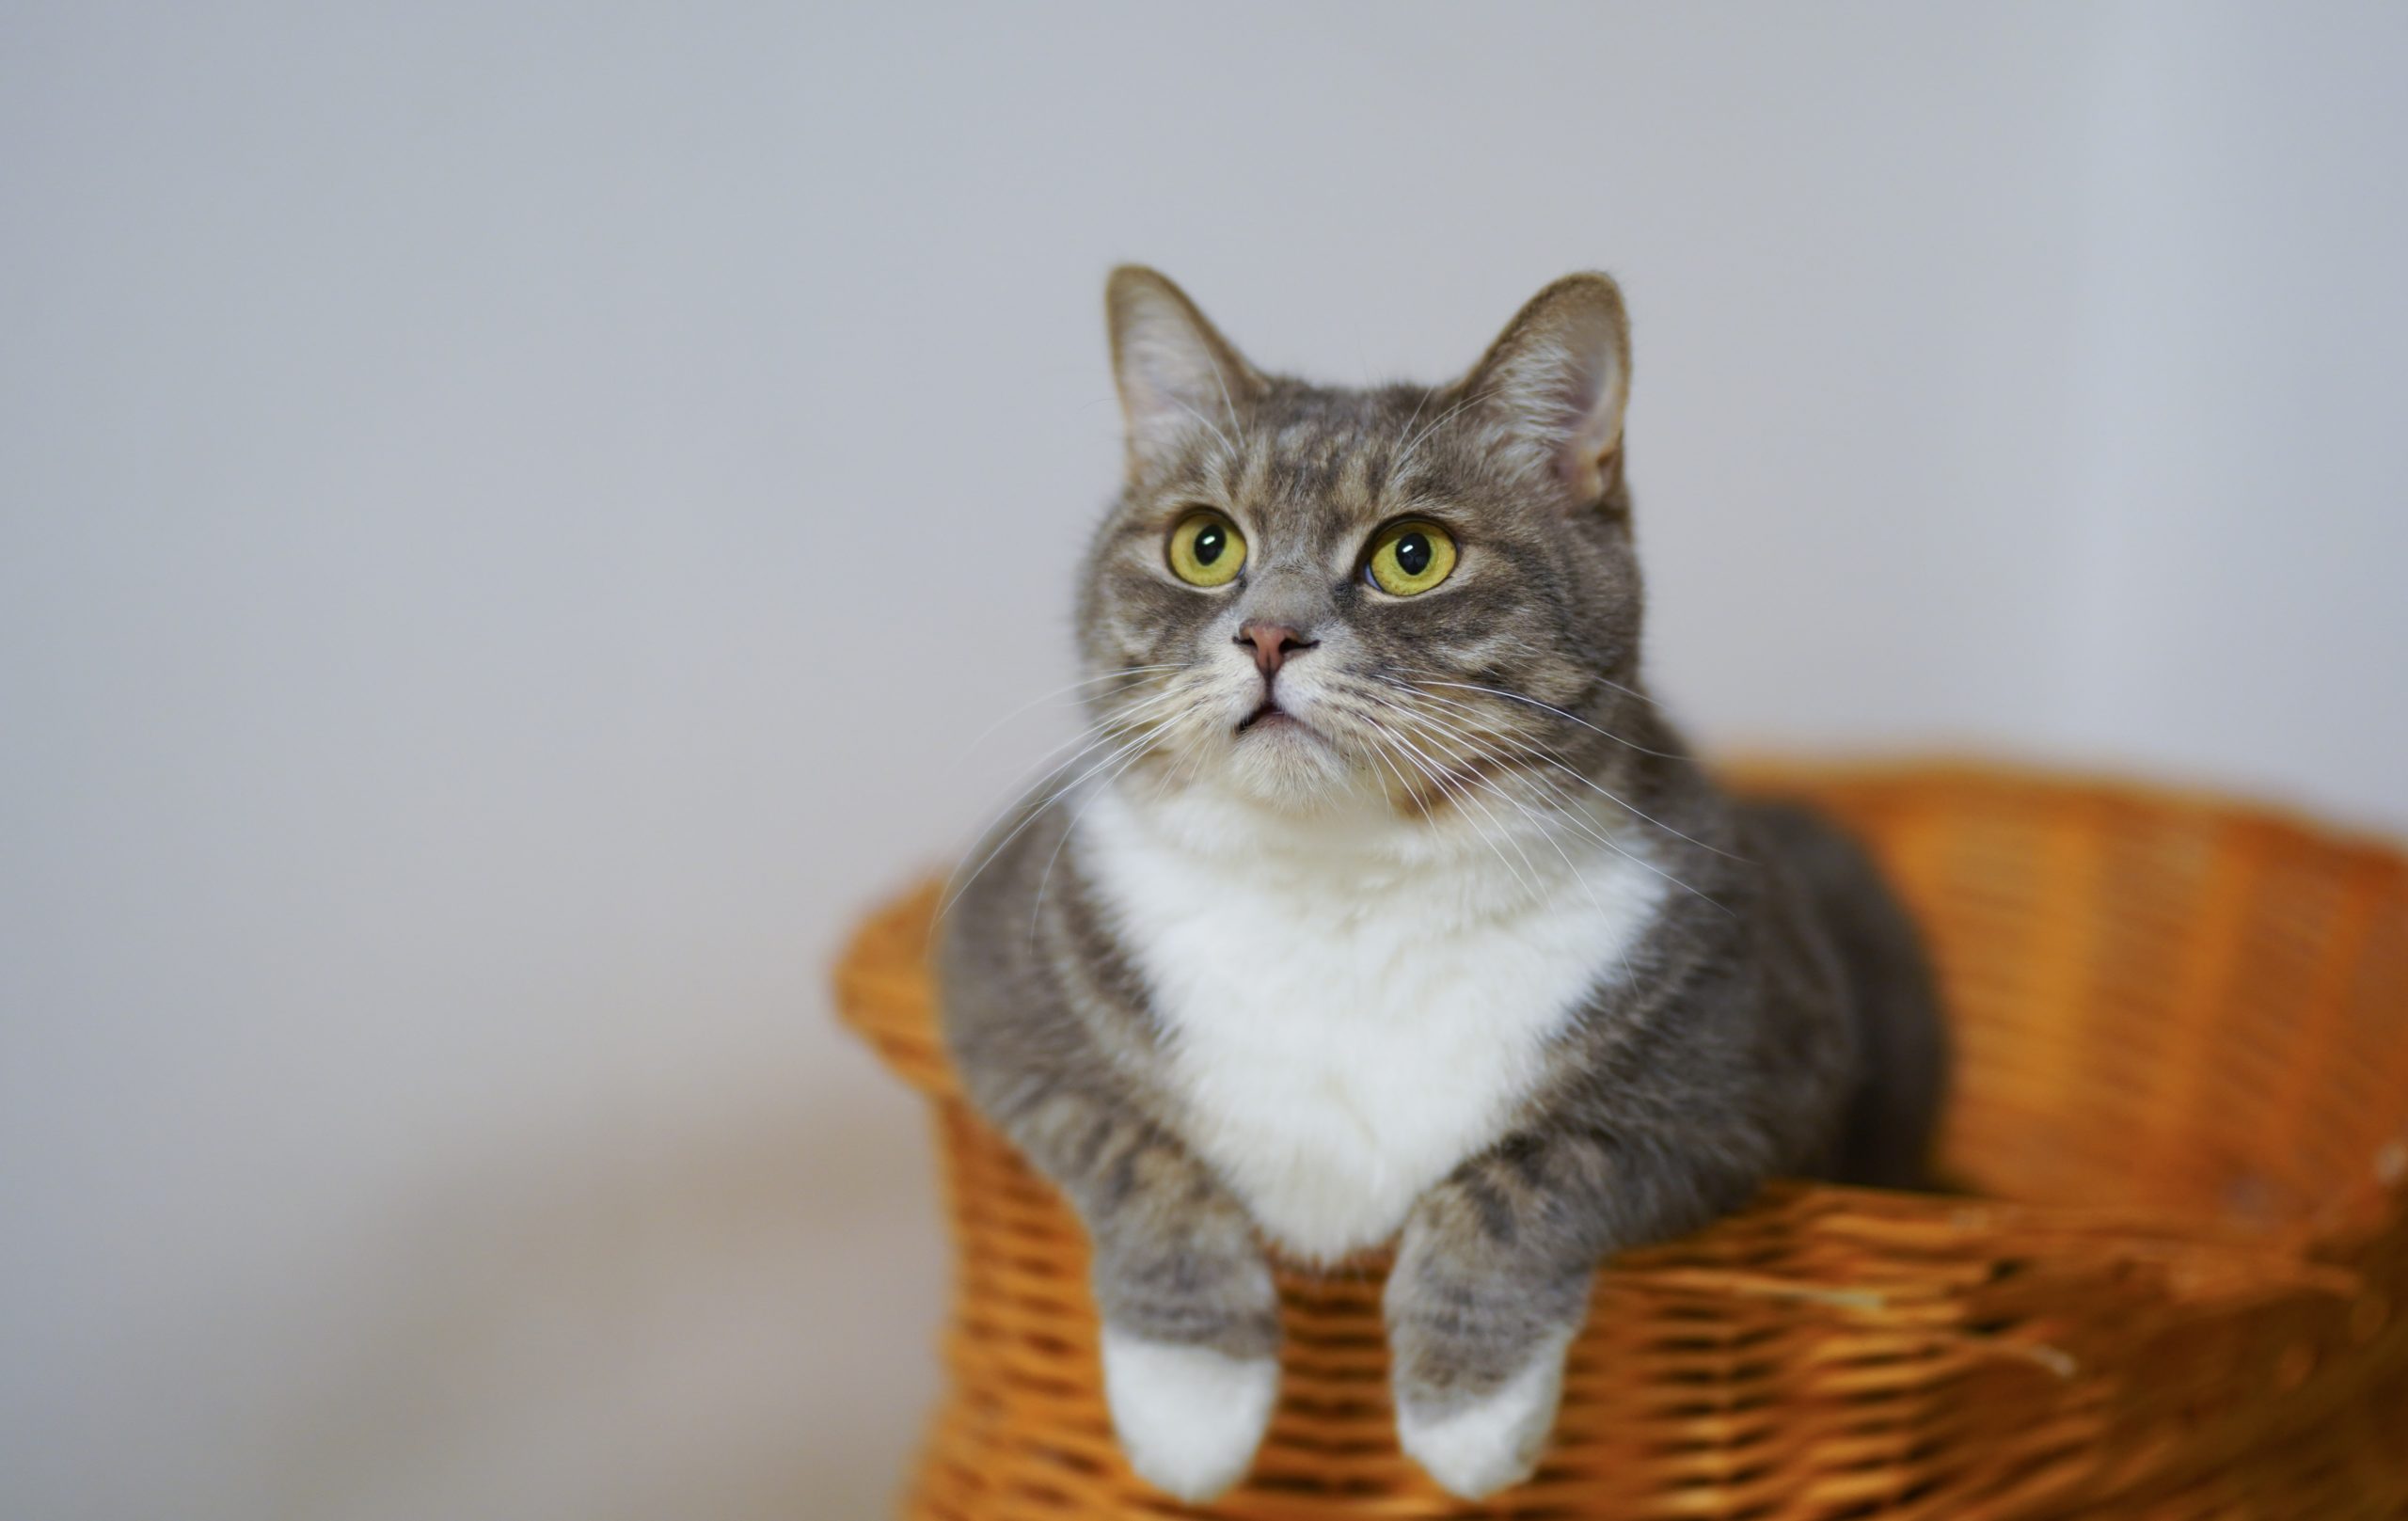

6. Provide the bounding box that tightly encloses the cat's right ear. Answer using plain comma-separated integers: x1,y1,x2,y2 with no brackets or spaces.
1459,273,1633,510
1106,266,1261,480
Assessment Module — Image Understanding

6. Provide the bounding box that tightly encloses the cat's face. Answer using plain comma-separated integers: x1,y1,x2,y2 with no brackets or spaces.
1077,269,1647,819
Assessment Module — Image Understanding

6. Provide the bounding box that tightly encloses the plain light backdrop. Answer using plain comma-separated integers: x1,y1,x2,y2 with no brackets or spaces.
5,4,2405,1518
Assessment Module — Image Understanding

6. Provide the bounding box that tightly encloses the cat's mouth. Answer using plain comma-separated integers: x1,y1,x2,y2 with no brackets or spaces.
1236,700,1307,737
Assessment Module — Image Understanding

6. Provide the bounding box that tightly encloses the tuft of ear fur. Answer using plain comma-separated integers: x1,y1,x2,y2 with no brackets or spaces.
1106,266,1262,479
1460,274,1632,508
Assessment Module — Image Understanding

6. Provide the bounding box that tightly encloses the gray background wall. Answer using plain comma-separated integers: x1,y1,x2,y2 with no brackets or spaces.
5,4,2404,1517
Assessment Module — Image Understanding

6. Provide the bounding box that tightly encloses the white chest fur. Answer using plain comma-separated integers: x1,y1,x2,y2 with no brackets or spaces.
1076,784,1668,1262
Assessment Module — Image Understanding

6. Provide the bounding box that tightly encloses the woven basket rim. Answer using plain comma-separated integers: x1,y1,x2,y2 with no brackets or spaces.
1719,752,2407,855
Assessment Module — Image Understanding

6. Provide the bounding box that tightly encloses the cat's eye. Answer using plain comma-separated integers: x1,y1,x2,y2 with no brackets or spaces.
1166,511,1247,587
1365,520,1458,596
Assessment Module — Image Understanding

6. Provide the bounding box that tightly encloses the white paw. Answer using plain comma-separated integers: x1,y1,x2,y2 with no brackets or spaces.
1100,1331,1280,1501
1396,1334,1572,1500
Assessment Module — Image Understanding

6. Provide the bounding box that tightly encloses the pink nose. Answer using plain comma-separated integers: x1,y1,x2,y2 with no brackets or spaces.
1237,622,1315,677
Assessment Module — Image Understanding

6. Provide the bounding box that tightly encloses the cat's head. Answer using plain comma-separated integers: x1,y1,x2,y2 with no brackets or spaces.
1076,267,1650,824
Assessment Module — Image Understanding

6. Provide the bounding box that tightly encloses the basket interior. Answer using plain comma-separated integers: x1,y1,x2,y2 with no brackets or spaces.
1780,767,2408,1228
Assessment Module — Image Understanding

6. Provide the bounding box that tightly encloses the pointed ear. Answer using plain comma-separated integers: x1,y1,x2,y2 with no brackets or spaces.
1105,265,1262,477
1460,273,1632,506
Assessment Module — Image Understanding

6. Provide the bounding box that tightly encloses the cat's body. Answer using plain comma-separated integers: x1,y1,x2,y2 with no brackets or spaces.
940,268,1946,1502
1082,775,1671,1262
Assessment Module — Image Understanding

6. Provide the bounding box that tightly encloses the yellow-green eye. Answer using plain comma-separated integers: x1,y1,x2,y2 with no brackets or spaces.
1366,520,1457,595
1167,511,1246,587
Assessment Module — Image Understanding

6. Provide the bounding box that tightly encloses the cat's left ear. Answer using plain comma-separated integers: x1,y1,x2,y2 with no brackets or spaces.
1106,266,1263,480
1460,273,1632,508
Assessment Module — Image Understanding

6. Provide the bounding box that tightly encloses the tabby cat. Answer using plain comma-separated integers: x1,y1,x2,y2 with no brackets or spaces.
938,267,1946,1501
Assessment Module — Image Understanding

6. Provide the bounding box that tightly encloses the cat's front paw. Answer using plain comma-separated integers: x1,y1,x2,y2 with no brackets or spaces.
1100,1330,1280,1501
1395,1331,1573,1500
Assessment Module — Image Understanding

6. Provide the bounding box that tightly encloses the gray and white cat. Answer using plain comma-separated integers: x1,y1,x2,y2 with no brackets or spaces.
938,267,1946,1501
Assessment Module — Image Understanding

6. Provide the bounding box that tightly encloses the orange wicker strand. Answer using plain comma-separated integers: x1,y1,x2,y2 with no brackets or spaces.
834,764,2408,1519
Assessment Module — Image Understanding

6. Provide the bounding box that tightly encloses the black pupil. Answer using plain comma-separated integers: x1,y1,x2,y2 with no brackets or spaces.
1194,523,1225,564
1394,532,1433,577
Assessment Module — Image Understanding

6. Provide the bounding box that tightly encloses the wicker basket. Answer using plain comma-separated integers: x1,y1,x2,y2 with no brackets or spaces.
834,764,2408,1519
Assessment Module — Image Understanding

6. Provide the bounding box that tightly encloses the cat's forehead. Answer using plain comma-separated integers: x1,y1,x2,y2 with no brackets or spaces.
1207,383,1452,537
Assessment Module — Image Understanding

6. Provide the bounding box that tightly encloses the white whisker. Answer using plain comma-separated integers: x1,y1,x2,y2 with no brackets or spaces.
1414,678,1682,761
962,665,1184,754
1164,392,1233,456
1354,692,1545,903
1029,722,1169,943
1369,696,1615,923
936,683,1197,927
958,664,1184,760
1203,353,1243,439
1360,683,1735,916
1394,679,1747,863
1389,383,1500,484
1387,385,1434,483
964,682,1195,835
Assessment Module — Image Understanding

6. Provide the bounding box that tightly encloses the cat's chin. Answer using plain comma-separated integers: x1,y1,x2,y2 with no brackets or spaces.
1128,705,1403,819
1213,725,1374,813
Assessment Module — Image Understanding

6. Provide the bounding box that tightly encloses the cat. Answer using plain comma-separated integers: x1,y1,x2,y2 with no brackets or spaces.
938,266,1947,1502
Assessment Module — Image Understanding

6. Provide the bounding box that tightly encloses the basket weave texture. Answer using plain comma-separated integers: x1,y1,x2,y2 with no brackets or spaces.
834,765,2408,1519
